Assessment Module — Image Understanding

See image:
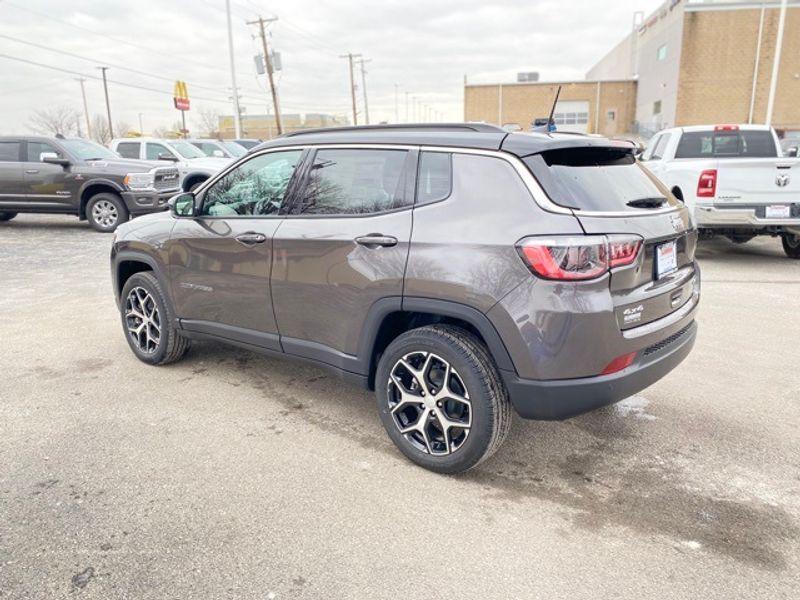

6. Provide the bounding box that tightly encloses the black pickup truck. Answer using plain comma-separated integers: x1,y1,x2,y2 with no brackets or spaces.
0,136,180,232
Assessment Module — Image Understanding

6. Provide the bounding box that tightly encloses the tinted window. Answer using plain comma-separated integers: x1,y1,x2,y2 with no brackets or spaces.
525,147,680,212
169,141,205,159
195,142,221,157
116,142,140,159
26,142,61,162
675,130,777,158
59,139,116,160
146,143,174,160
201,150,302,217
222,141,247,157
416,152,452,203
291,149,409,215
0,142,20,162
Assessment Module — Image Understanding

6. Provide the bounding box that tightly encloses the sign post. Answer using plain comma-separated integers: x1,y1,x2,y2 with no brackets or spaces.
173,80,190,137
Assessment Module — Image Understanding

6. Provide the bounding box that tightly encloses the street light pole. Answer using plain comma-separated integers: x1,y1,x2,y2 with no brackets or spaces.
225,0,242,138
97,67,113,139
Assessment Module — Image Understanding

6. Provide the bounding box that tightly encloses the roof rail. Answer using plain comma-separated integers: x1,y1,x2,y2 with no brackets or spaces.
281,122,506,137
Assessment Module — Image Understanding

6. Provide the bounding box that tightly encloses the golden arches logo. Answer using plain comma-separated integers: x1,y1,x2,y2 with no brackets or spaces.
173,81,190,110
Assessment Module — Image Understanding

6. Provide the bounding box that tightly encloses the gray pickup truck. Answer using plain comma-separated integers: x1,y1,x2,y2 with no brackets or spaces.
0,136,180,232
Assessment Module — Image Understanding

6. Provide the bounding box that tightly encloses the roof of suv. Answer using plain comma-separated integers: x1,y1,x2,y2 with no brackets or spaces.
253,123,631,158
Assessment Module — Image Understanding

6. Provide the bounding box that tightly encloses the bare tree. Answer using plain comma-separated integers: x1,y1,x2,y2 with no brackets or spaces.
29,106,79,137
195,106,220,137
89,115,131,144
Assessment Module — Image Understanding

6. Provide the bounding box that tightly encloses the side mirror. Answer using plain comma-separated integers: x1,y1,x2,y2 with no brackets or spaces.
169,192,195,217
41,152,71,167
158,153,179,162
787,146,798,158
212,149,225,158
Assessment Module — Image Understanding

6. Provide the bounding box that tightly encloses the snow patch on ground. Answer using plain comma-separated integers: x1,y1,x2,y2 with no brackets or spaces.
614,396,657,421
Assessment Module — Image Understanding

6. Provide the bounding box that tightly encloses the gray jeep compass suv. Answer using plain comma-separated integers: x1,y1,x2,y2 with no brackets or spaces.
111,124,700,473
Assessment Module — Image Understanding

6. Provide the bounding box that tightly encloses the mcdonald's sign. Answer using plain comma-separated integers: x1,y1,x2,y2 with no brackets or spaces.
173,80,190,111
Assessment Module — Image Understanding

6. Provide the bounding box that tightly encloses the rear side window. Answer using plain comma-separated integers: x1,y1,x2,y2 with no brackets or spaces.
651,133,671,160
291,149,410,215
416,151,452,204
675,130,777,158
0,142,21,162
524,147,680,212
117,142,140,159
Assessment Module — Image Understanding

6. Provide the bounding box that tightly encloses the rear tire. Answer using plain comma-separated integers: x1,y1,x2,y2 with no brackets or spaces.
120,272,190,365
782,233,800,259
375,325,512,474
0,212,17,222
86,192,129,232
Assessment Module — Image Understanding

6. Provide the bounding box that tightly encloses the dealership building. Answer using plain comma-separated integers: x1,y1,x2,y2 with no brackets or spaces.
464,0,800,137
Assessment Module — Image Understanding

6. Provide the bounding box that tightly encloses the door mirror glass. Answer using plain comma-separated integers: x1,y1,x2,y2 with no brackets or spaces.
158,153,179,162
170,192,195,217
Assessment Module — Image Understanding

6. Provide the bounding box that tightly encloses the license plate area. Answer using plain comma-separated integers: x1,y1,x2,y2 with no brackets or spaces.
655,240,678,279
765,205,791,219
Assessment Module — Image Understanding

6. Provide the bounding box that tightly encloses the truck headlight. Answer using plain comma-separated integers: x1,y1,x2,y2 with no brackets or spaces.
124,172,155,191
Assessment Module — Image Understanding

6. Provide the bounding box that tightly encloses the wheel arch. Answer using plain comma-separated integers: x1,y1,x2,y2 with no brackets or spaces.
671,186,684,202
79,179,125,219
360,297,516,390
113,250,174,313
182,172,210,192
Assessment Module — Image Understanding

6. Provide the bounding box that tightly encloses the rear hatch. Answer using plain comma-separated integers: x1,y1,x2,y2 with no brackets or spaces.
524,145,698,331
715,158,800,209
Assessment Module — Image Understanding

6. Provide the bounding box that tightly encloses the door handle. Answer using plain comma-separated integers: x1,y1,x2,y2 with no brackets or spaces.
235,232,267,246
25,169,39,174
355,234,398,248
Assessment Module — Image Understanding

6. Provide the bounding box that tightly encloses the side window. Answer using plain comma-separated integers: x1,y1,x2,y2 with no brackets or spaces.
641,134,661,161
146,143,173,160
651,133,671,160
416,152,452,203
26,142,62,162
0,141,21,162
117,142,141,159
200,150,302,217
291,149,410,215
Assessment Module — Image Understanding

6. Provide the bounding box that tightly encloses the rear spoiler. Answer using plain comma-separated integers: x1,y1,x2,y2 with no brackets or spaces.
502,134,636,158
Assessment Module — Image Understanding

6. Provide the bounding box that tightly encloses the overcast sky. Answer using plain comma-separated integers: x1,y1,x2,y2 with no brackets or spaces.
0,0,663,135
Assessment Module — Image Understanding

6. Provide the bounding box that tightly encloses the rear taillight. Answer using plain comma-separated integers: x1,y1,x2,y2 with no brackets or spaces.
516,235,642,281
697,169,717,198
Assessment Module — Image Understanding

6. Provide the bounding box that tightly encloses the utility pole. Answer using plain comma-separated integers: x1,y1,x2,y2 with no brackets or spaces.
355,57,371,125
340,53,361,125
225,0,242,138
405,91,410,122
765,0,788,125
138,113,144,134
248,16,283,134
97,67,113,139
394,83,399,123
76,78,91,139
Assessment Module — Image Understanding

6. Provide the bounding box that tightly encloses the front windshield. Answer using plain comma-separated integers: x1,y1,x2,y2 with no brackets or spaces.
60,139,118,161
222,141,247,157
169,141,206,159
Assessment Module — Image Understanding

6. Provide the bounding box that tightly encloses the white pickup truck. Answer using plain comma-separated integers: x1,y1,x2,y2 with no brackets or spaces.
640,124,800,258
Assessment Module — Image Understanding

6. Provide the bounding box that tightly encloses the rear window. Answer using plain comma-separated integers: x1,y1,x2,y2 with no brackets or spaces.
524,147,680,212
675,130,777,158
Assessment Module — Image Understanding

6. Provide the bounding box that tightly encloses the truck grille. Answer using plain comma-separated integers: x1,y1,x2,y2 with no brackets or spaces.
153,168,180,191
643,323,693,356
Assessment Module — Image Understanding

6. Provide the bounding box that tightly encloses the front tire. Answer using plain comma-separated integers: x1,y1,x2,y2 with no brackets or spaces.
0,211,17,222
375,325,512,474
782,233,800,259
120,272,190,365
86,192,129,232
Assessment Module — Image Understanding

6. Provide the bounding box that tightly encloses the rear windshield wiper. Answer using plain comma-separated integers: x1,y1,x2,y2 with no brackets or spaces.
627,197,666,209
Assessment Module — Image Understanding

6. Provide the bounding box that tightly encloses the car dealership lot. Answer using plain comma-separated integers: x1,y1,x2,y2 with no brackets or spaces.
1,215,799,599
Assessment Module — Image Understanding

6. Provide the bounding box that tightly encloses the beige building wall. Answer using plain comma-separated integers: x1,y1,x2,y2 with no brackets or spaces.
677,5,800,130
464,80,637,137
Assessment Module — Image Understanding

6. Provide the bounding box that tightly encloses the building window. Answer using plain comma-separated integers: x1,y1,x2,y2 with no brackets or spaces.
606,110,616,121
653,100,662,115
657,44,667,61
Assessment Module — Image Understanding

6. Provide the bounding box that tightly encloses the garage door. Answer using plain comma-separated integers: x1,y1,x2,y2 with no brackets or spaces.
553,100,590,133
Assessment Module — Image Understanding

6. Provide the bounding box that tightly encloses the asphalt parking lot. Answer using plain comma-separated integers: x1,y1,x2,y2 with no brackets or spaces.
1,214,799,599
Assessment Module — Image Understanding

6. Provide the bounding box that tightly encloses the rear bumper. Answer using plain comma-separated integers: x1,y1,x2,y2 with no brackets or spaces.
121,189,178,215
502,320,697,420
695,204,800,232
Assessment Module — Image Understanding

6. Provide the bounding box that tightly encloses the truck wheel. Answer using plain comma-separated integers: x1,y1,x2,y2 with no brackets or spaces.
86,192,129,232
782,233,800,259
120,271,190,365
188,179,206,192
0,212,17,222
375,325,512,474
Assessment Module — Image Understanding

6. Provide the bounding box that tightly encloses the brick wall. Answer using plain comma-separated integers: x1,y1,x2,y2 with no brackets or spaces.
464,80,637,136
677,6,800,129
